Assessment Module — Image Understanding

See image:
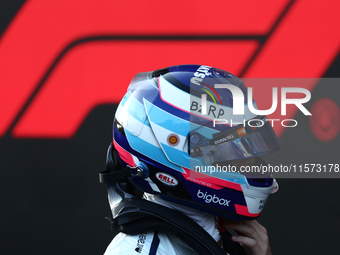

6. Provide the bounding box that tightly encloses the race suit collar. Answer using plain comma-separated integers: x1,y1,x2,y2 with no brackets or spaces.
143,193,221,242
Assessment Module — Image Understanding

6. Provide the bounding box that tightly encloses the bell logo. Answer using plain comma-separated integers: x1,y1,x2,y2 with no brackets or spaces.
197,189,231,206
156,172,178,186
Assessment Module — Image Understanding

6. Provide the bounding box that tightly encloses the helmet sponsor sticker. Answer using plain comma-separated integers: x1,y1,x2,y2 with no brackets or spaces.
259,198,267,210
156,172,179,186
209,116,265,145
197,189,231,206
186,176,212,187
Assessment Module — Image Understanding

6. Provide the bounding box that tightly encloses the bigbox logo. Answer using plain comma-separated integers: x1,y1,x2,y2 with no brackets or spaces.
197,189,231,206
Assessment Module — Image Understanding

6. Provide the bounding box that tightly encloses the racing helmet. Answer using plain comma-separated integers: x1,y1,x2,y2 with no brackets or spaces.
110,65,280,220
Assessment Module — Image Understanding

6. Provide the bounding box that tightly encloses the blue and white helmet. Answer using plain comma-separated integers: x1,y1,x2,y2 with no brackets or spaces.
112,65,280,220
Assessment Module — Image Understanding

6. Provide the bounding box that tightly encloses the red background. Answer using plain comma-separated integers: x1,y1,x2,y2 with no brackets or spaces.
0,1,339,254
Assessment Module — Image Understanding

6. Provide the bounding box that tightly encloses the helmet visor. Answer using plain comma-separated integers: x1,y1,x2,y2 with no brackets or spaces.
189,116,281,166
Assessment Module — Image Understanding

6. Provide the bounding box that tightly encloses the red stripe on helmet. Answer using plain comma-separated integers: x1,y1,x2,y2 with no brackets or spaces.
182,167,243,191
113,139,136,167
